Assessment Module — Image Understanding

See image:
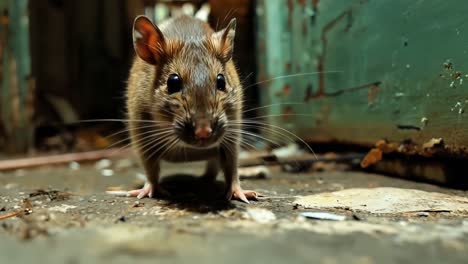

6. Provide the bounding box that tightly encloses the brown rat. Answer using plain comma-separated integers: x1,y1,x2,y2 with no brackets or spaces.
125,14,257,203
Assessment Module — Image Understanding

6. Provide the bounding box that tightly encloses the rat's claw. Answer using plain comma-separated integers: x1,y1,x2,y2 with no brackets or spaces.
127,183,168,199
227,185,258,204
127,182,152,199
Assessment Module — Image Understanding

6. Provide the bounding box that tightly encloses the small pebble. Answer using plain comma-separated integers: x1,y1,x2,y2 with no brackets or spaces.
69,161,80,170
417,212,430,217
95,159,112,170
101,169,114,177
300,212,346,221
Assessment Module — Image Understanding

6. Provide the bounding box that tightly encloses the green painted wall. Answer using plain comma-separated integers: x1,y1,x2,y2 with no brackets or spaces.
0,0,32,152
256,0,468,153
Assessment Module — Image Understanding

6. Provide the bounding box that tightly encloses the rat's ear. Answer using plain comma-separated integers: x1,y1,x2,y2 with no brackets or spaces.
213,18,236,62
133,15,165,65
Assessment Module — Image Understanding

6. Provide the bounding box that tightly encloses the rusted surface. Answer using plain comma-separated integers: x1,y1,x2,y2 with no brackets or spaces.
257,0,468,163
360,148,382,168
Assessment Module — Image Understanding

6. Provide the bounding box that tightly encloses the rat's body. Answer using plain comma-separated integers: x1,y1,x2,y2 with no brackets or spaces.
125,14,257,203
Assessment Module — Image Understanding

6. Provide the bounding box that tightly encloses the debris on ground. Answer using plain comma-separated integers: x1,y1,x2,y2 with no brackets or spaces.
367,138,448,159
115,159,135,171
243,208,276,223
101,169,115,177
95,159,112,170
422,138,444,150
48,204,77,213
300,212,347,221
271,143,305,158
1,159,468,262
0,199,33,221
29,189,72,201
68,161,80,170
360,148,383,168
239,166,270,179
131,201,145,208
295,187,468,214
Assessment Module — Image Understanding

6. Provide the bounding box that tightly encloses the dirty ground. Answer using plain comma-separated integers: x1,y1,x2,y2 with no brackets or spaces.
0,154,467,264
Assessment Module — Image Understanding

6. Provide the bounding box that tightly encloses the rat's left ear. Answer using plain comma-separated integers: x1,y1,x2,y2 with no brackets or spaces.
213,18,236,62
133,15,165,65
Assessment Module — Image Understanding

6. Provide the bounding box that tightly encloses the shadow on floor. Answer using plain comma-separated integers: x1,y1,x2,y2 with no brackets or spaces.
153,174,237,213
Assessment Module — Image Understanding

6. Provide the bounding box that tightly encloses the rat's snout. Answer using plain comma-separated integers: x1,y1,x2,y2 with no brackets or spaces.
194,119,213,140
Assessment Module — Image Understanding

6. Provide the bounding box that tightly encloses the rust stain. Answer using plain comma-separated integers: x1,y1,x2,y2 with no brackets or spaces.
314,1,367,99
282,106,295,121
367,82,379,105
325,81,381,97
370,138,446,159
312,0,320,9
287,0,293,27
274,84,291,97
283,84,291,95
360,148,383,168
317,10,352,97
314,103,332,126
375,139,398,154
297,0,306,7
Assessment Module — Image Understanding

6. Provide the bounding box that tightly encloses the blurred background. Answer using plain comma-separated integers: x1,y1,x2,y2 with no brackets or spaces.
0,0,258,155
1,0,468,187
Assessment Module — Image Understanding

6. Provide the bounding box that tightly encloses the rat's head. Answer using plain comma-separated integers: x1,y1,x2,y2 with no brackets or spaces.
132,16,242,148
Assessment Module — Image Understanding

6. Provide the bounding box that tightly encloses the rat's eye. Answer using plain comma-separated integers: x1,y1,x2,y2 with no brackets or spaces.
167,74,182,94
216,74,226,92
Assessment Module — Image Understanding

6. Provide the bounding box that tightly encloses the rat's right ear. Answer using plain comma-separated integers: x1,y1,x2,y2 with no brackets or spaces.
133,15,165,65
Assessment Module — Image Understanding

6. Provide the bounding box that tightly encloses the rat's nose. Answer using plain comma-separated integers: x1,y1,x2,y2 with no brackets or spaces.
194,119,213,140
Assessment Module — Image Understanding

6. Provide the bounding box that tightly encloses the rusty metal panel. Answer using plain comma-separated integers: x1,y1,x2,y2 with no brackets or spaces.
256,0,468,156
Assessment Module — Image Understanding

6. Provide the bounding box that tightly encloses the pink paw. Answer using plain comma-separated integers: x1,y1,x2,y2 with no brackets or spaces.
127,183,168,199
226,185,258,204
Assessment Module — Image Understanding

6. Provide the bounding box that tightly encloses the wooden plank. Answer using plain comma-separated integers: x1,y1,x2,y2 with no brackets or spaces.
0,148,130,171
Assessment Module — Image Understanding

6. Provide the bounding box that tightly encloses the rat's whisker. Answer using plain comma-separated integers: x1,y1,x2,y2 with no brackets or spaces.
140,135,174,161
158,107,185,121
241,71,343,91
113,133,158,153
226,129,283,149
242,102,306,114
146,137,178,161
105,123,170,141
220,139,236,157
236,120,317,160
224,134,258,152
239,72,254,85
157,138,180,160
249,114,316,120
73,119,171,124
236,124,296,146
112,128,174,152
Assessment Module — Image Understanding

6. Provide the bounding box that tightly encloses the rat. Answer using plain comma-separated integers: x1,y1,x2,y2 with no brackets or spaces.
124,14,257,203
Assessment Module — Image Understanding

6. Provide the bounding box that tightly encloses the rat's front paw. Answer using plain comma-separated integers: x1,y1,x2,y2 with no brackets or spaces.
127,182,169,199
226,184,258,204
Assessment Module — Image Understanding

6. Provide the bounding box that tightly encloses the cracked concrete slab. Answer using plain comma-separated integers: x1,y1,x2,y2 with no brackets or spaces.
0,157,467,264
294,187,468,214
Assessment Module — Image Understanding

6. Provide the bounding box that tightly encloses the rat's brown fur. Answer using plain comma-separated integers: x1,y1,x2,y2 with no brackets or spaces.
125,15,256,202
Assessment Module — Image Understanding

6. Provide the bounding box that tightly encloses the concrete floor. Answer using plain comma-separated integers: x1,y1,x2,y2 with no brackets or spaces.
0,155,467,264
